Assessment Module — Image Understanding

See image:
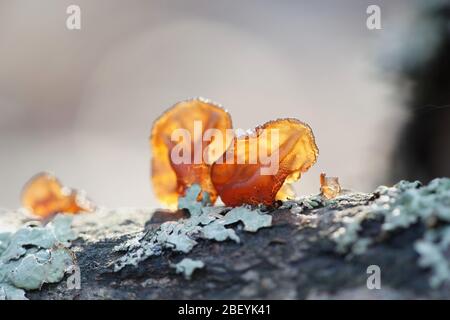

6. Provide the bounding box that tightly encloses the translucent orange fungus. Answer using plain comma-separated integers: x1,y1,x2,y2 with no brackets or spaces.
21,172,94,219
211,119,319,206
320,173,341,199
151,98,233,208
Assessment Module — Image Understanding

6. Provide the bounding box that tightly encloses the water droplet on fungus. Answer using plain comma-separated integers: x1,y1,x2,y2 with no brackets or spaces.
320,173,341,199
211,119,318,206
150,98,233,208
21,172,95,219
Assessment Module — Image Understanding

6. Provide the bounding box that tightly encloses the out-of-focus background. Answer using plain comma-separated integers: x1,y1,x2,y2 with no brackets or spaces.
0,0,449,209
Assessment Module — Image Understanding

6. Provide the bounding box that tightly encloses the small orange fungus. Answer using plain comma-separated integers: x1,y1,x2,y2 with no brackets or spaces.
21,172,94,219
320,173,341,199
211,119,318,206
151,98,233,208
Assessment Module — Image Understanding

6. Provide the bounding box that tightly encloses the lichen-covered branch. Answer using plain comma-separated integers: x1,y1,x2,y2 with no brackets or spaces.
1,179,450,299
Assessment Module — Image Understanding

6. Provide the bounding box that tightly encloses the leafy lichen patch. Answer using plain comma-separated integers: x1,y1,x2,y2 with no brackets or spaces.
172,258,205,280
201,221,240,243
178,184,211,215
329,178,450,287
280,192,373,215
223,206,272,232
0,232,11,256
280,195,324,214
114,184,272,273
380,179,450,231
329,181,422,256
0,215,76,300
415,226,450,288
331,209,372,255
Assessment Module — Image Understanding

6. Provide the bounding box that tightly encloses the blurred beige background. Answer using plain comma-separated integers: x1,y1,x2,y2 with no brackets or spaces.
0,0,415,208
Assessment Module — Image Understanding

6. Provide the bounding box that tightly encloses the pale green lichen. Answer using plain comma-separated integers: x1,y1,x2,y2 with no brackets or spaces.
178,184,211,215
281,192,373,215
156,221,200,253
415,226,450,288
331,181,422,255
330,178,450,288
0,283,26,300
0,232,11,256
380,179,450,231
223,206,272,232
280,195,324,214
326,192,374,208
0,215,76,300
172,258,205,280
114,184,272,273
331,210,372,255
378,178,450,287
8,249,73,290
201,221,240,243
